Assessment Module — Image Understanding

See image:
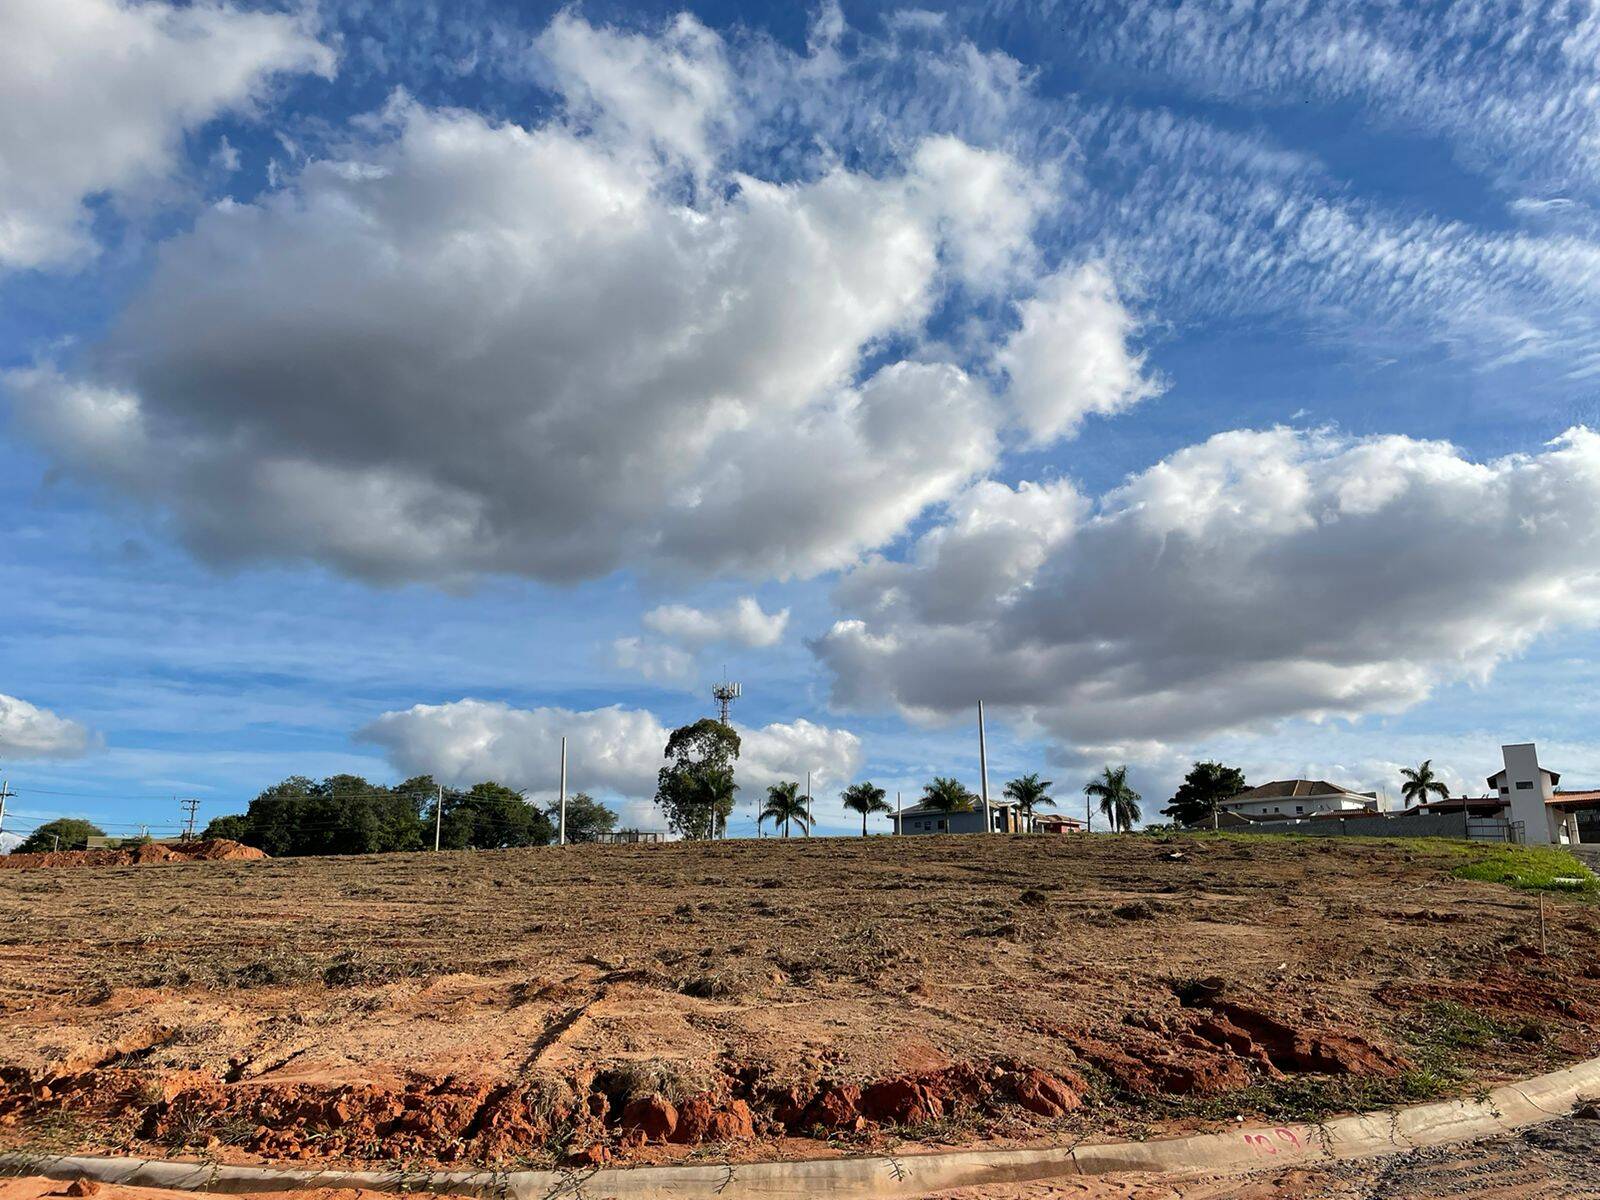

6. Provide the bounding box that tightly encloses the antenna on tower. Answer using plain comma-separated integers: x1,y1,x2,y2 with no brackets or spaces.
711,672,742,725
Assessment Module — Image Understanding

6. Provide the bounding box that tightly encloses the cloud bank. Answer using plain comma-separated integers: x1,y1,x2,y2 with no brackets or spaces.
817,426,1600,755
358,699,862,821
13,12,1151,587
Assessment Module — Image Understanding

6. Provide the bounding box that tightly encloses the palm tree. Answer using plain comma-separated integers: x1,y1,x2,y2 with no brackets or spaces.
1084,766,1142,832
760,781,812,837
922,777,976,813
1003,773,1056,826
1400,760,1450,809
841,781,891,836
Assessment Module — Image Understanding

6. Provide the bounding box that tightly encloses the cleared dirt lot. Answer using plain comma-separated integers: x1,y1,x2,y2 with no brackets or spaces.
1,834,1596,1171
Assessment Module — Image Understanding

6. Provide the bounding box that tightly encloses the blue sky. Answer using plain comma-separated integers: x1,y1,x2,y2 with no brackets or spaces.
5,0,1600,841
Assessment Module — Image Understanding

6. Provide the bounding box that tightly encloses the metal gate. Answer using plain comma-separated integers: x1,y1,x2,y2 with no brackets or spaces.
1466,817,1519,843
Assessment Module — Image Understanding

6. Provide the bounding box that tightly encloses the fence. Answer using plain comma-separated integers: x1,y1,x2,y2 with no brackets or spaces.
1237,811,1473,839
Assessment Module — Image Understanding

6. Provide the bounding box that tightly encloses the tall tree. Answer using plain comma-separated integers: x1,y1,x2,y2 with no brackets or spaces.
655,719,741,839
922,777,976,813
1085,766,1142,832
1162,761,1248,828
200,813,249,842
440,783,554,850
547,792,618,842
840,781,891,835
229,775,431,856
1003,773,1056,822
760,781,811,837
1400,760,1451,808
15,818,104,854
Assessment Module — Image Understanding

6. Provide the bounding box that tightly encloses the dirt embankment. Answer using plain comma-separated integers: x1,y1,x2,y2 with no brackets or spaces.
0,840,265,869
0,835,1595,1169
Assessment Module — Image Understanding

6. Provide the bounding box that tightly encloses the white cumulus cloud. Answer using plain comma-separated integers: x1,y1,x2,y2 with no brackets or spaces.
10,11,1150,587
617,595,790,683
997,264,1161,444
0,694,95,760
358,699,862,821
0,0,332,271
816,425,1600,755
643,596,789,651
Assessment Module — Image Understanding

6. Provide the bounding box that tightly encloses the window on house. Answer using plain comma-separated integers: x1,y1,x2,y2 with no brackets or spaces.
1516,781,1534,790
938,819,947,831
1295,806,1304,814
1500,787,1509,795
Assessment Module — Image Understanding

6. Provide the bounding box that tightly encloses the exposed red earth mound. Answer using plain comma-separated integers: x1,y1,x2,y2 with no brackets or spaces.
0,839,265,869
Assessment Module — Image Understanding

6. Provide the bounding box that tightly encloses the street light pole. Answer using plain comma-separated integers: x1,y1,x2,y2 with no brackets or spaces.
978,701,991,833
559,736,568,846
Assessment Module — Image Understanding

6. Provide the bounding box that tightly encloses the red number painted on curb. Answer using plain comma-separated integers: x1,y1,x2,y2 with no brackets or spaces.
1242,1133,1278,1154
1274,1127,1300,1147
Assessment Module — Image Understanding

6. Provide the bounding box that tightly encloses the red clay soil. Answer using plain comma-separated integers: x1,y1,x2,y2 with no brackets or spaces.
0,835,1595,1170
0,840,265,869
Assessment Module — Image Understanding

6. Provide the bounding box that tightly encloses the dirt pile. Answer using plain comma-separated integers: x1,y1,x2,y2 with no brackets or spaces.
1059,984,1404,1099
0,839,265,869
1,1059,1094,1164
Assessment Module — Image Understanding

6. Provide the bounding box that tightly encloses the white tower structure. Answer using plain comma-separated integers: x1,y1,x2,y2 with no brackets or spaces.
1488,743,1567,845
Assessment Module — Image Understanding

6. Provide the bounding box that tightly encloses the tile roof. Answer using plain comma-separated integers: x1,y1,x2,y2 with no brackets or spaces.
1549,790,1600,808
1226,779,1371,801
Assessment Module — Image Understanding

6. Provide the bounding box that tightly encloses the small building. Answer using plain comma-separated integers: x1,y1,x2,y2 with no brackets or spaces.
1488,743,1589,846
1218,780,1379,822
1033,814,1085,834
891,800,1026,835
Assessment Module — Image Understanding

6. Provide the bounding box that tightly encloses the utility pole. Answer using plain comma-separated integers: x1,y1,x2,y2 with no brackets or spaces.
0,779,10,845
434,784,443,851
978,701,991,833
558,736,568,846
806,771,812,830
179,797,201,841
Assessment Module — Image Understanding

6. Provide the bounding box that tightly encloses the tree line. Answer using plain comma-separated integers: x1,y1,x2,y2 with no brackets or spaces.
197,775,617,855
9,756,1456,855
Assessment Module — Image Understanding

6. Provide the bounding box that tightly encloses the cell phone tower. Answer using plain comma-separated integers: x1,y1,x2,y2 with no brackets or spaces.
712,677,742,725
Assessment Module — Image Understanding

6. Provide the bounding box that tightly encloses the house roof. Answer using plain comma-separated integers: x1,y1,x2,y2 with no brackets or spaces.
1224,780,1375,802
1405,796,1506,814
1549,790,1600,809
893,799,1019,819
1487,766,1561,787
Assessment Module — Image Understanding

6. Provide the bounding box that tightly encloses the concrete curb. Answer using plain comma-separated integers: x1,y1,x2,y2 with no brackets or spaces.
6,1055,1600,1199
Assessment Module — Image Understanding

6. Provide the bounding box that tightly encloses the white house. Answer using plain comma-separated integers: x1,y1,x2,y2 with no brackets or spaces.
891,799,1027,835
1488,743,1582,846
1218,779,1379,822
